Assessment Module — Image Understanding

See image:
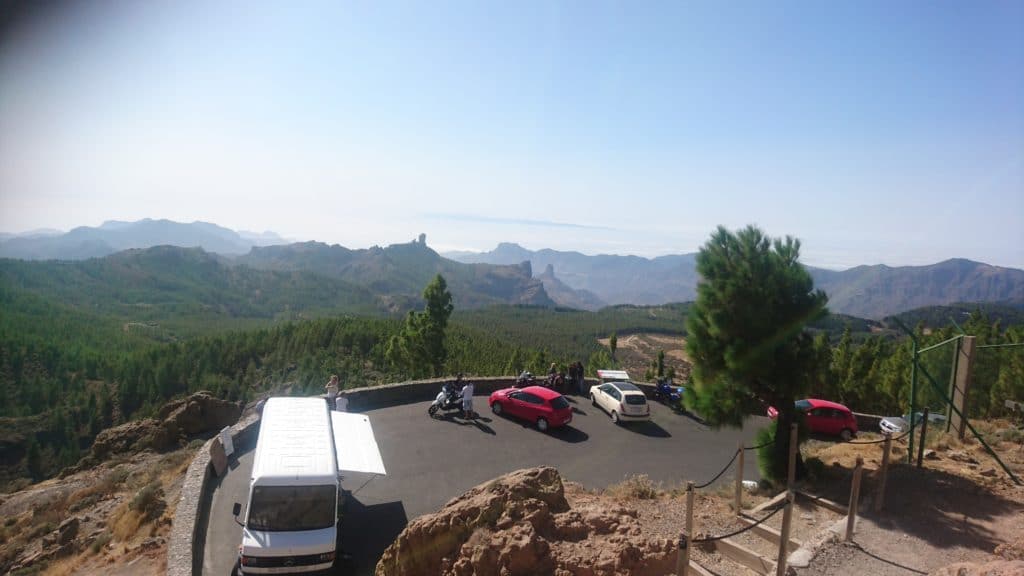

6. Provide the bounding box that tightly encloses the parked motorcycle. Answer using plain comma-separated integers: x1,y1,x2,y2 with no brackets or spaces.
544,372,566,393
428,383,463,417
654,378,684,407
515,371,536,388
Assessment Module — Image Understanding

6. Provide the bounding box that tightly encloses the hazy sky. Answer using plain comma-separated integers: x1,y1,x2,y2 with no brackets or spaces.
1,1,1022,269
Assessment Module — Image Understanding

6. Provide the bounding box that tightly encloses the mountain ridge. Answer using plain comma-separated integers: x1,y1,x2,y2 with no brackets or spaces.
445,243,1024,319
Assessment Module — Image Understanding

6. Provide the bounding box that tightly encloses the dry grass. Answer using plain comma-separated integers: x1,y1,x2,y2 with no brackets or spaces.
110,502,145,542
39,556,79,576
605,474,661,501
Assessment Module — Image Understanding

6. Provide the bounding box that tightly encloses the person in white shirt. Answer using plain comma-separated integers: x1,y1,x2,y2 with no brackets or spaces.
460,374,474,419
325,375,339,408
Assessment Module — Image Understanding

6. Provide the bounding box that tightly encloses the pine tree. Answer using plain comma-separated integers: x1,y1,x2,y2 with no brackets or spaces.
685,225,828,481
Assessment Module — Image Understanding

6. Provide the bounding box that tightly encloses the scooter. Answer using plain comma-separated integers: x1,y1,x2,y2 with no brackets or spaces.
428,383,463,417
654,378,684,406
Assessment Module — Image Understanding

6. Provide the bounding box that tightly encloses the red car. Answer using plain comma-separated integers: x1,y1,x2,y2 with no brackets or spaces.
767,398,858,440
489,385,573,432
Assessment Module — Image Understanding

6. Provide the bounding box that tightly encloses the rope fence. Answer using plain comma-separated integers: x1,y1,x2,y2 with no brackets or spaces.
691,505,785,543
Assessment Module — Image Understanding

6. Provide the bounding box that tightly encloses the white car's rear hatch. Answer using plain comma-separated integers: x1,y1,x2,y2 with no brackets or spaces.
331,412,387,475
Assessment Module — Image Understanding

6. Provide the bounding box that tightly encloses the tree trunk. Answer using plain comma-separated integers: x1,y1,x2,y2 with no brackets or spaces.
772,407,804,483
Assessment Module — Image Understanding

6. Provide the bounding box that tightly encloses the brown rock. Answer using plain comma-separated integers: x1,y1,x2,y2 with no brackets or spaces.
58,516,79,546
929,560,1024,575
376,467,674,576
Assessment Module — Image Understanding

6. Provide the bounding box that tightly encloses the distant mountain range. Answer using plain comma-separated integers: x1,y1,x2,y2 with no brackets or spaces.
445,243,1024,319
2,220,1021,319
0,219,288,260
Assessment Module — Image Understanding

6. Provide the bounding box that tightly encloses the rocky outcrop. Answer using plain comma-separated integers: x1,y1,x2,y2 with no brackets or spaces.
82,392,241,465
929,560,1024,576
376,467,675,576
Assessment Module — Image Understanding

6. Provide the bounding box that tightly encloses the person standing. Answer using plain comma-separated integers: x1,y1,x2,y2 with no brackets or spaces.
460,374,474,419
325,375,339,408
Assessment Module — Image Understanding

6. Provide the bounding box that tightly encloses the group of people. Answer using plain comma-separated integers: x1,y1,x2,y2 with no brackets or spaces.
325,374,348,412
547,361,587,395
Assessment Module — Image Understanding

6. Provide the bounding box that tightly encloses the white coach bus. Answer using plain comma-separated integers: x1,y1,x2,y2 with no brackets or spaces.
233,396,386,574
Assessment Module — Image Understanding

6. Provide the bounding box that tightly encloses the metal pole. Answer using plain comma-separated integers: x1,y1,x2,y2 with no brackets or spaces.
916,407,930,468
892,317,919,465
908,338,918,464
874,433,892,513
947,338,960,433
679,481,694,576
735,442,744,516
845,456,864,542
787,422,798,490
776,490,794,576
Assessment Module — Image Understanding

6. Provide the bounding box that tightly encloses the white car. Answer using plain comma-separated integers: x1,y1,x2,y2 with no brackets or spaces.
590,381,650,424
879,411,947,435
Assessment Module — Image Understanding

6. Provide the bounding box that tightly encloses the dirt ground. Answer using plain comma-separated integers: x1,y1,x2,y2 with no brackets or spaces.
794,423,1024,576
0,448,196,576
596,333,691,382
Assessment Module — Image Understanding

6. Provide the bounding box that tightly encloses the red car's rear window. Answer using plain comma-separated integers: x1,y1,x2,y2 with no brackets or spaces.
549,396,570,410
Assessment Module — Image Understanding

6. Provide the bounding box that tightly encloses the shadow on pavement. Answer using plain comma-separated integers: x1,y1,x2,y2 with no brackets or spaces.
624,421,671,438
434,413,496,435
338,498,407,576
571,407,588,415
547,425,589,443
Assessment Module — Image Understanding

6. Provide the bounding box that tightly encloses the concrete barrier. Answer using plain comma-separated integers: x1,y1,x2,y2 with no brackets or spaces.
341,376,599,412
167,412,259,576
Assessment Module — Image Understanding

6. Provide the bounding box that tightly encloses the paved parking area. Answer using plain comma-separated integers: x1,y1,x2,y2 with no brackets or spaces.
202,395,769,575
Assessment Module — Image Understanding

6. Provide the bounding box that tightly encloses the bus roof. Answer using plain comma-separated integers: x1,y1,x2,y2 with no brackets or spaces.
252,397,338,486
597,369,631,382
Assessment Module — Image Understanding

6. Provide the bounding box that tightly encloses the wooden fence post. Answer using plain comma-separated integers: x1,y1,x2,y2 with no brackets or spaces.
845,456,864,541
916,407,930,468
678,481,695,576
787,422,798,491
735,442,744,515
776,490,794,576
874,433,892,513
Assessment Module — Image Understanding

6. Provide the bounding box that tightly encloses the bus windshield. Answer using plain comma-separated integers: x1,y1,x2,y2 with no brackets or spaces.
247,485,336,532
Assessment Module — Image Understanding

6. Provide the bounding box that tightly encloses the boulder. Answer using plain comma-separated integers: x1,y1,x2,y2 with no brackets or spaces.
58,516,79,546
376,467,674,576
84,392,241,465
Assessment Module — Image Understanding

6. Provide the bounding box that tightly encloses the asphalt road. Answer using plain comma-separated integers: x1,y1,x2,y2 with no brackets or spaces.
202,396,769,576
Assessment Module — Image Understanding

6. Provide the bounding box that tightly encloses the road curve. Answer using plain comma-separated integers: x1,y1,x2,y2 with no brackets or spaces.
202,395,769,576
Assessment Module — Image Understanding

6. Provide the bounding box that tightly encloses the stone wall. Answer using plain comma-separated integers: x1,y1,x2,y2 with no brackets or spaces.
166,412,259,576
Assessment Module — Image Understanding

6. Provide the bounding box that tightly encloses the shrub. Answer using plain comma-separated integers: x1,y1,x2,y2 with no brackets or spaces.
755,422,779,482
90,531,112,554
608,474,659,500
129,482,166,522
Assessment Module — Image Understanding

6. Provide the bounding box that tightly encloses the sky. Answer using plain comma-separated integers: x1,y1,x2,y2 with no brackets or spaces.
0,0,1022,269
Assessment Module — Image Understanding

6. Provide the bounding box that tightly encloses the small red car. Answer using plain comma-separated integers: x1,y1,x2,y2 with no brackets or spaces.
489,385,573,432
767,398,858,440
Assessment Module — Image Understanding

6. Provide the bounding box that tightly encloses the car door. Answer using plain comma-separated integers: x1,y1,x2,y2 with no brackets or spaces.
805,408,827,434
518,391,544,421
506,391,526,418
595,384,611,411
605,386,623,414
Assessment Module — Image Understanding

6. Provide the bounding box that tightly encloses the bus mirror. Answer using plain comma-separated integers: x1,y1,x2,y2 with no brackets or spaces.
232,502,241,517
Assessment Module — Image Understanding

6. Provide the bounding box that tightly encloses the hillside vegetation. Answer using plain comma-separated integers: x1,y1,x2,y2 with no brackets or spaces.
2,241,1023,491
